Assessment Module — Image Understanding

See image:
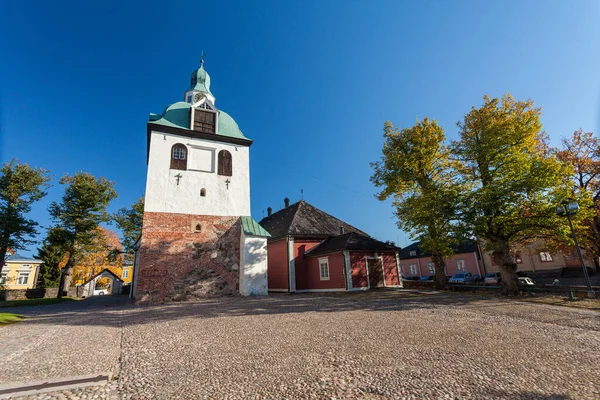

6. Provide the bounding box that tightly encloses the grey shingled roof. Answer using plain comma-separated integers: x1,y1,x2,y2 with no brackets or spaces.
4,254,42,263
399,240,478,259
258,200,367,240
304,232,399,257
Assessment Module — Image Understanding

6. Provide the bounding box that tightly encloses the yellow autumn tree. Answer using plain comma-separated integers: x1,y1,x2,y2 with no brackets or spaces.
72,227,123,287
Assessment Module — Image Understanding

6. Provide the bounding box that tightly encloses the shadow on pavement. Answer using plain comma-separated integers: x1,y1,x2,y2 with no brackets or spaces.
3,290,599,331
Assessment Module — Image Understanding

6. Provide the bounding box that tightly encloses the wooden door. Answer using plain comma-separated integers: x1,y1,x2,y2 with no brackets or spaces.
368,258,384,288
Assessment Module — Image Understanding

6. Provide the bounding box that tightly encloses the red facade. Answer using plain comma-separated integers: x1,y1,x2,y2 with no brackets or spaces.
399,252,482,278
267,239,289,291
266,238,401,292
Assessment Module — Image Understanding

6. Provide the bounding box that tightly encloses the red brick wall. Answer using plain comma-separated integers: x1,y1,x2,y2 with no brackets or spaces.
293,239,322,291
136,212,241,302
304,252,346,290
267,239,289,291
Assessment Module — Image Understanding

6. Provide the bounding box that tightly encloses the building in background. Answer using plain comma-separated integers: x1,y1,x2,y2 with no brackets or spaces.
480,239,596,277
121,259,133,284
133,59,269,302
399,241,482,278
259,199,401,292
1,255,42,290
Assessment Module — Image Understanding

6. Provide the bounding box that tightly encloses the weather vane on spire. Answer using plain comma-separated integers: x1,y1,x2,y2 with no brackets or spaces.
200,51,206,67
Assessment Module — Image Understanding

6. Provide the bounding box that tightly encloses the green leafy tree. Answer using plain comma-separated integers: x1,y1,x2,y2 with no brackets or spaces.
113,196,144,255
371,118,461,289
452,94,584,295
0,159,51,275
35,228,68,288
554,129,600,268
49,172,117,297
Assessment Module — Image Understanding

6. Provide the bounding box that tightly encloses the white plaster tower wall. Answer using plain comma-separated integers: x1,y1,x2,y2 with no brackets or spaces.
144,131,251,217
239,232,268,296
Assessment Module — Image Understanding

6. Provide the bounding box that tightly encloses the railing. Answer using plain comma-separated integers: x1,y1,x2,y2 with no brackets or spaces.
448,283,597,299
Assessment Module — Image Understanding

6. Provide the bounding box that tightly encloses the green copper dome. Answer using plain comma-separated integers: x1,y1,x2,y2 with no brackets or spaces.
150,102,251,141
186,63,212,95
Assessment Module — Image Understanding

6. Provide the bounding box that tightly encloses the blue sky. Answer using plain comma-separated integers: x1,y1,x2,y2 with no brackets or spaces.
1,0,599,255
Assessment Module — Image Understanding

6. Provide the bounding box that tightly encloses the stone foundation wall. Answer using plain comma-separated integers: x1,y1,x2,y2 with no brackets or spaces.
136,212,242,303
0,287,79,301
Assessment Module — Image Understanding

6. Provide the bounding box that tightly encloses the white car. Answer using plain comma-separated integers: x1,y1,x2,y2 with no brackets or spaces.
518,277,535,286
93,288,108,296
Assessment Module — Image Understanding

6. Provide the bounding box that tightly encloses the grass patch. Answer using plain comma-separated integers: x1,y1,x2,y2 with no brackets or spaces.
0,297,78,308
0,313,25,326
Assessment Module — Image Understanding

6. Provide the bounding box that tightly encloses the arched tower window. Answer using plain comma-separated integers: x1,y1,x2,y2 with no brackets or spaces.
217,150,232,176
170,143,187,170
200,188,206,197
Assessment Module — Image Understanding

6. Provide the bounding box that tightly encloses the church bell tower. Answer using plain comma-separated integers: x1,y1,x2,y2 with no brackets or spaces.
133,58,269,302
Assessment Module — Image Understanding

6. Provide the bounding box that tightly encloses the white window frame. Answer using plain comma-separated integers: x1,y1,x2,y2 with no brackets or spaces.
318,257,330,281
17,271,30,285
187,145,216,173
409,264,417,276
409,250,417,257
0,272,7,284
456,259,466,271
172,147,186,160
122,269,129,279
427,262,435,275
539,252,553,262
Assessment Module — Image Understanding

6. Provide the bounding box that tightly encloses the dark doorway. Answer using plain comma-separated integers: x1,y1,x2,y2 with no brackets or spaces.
368,258,384,288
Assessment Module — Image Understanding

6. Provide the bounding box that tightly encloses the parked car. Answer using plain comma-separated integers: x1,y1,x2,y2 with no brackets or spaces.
483,272,501,284
471,274,482,282
93,288,108,296
518,277,535,286
402,276,421,281
419,275,435,281
449,272,475,283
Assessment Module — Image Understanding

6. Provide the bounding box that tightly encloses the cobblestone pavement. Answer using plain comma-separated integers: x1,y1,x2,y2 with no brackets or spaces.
1,292,599,399
118,293,600,399
0,296,125,399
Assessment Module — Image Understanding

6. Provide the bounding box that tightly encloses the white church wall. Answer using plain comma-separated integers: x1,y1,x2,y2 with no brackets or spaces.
239,232,268,296
144,131,251,217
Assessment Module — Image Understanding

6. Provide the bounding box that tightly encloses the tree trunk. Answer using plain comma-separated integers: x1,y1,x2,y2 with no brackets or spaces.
592,215,600,271
57,256,74,298
492,241,520,296
431,252,448,290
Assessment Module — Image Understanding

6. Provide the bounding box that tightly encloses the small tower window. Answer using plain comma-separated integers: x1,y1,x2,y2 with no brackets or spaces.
170,143,187,170
217,150,232,176
200,188,206,197
195,223,202,232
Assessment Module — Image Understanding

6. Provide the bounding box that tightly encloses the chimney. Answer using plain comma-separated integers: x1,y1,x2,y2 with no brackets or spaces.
284,197,290,208
267,207,272,216
339,226,345,235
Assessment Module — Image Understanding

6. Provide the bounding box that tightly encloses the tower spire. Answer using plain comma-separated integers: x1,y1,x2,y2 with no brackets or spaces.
200,51,205,68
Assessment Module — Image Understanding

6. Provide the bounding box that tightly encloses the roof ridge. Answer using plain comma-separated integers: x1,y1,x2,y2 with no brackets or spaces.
286,201,302,235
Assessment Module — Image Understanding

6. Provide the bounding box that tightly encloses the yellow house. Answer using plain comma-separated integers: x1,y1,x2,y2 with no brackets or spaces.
121,260,133,284
1,254,42,289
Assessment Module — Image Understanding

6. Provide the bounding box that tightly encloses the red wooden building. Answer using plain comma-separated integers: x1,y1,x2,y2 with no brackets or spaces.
259,200,402,292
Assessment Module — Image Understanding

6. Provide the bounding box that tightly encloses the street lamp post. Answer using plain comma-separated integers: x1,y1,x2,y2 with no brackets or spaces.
556,200,595,297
